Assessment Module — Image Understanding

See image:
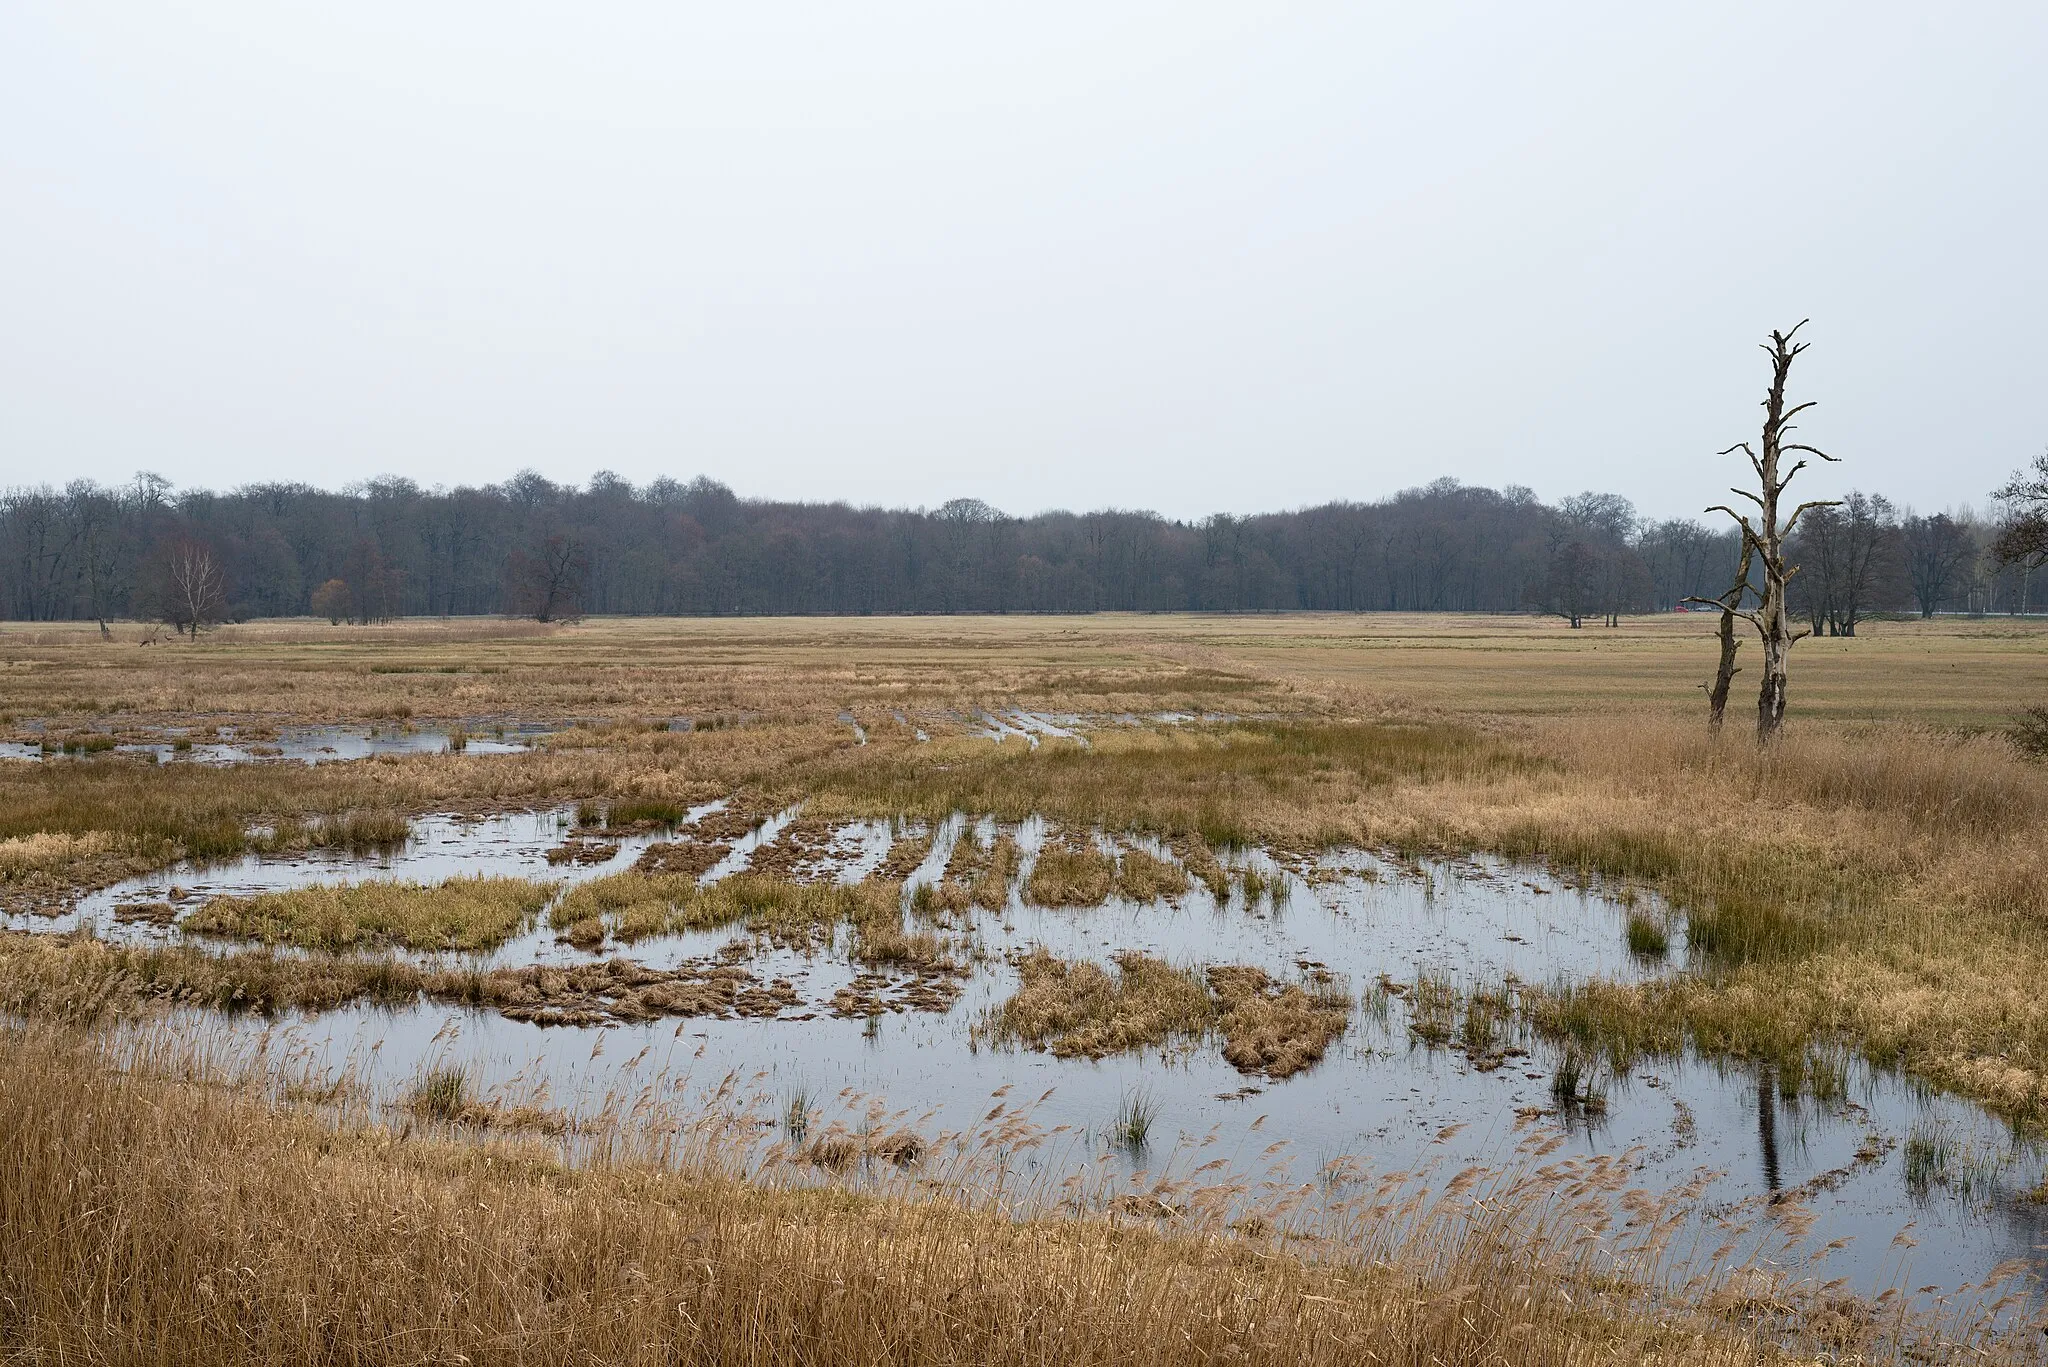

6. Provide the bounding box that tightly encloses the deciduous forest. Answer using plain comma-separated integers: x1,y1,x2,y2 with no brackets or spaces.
5,471,2035,626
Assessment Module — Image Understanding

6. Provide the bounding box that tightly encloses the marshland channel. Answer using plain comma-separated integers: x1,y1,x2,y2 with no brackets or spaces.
13,793,2046,1310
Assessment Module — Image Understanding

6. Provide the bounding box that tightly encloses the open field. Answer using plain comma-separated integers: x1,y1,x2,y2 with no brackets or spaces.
3,611,2048,1360
5,611,2045,728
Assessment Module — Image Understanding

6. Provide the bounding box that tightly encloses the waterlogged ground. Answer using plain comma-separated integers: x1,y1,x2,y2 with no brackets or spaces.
0,723,545,765
16,803,2048,1312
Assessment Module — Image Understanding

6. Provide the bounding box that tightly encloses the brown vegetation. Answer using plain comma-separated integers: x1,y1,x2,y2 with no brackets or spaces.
1023,838,1116,906
1208,965,1352,1079
7,613,2048,1355
0,1022,1884,1365
184,875,551,953
981,950,1352,1080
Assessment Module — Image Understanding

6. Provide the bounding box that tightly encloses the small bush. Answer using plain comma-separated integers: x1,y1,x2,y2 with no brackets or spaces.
2011,706,2048,760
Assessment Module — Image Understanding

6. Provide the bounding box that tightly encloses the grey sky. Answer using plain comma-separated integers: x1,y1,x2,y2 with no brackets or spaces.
3,3,2042,522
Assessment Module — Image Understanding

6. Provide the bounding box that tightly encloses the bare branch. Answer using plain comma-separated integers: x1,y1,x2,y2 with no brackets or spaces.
1781,498,1843,538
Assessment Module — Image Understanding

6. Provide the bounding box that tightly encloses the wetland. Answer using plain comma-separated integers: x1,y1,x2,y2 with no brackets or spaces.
5,613,2048,1361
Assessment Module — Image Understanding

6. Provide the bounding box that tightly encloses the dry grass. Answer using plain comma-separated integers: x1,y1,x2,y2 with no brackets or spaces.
1023,838,1116,906
925,829,1021,912
1208,966,1352,1079
812,720,1526,850
981,948,1214,1059
183,875,553,952
0,1021,1896,1366
980,950,1353,1080
1115,847,1191,902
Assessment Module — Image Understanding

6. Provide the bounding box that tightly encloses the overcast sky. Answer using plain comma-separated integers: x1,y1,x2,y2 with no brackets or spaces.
3,3,2042,522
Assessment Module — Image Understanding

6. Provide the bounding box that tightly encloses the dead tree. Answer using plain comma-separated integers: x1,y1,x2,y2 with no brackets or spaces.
1704,322,1839,744
163,540,227,637
1686,535,1753,734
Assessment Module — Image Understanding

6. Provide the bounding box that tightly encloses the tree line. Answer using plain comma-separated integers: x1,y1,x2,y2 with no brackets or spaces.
1,466,2040,628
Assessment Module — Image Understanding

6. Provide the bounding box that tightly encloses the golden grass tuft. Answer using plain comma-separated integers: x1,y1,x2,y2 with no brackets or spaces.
1207,965,1352,1079
982,951,1355,1079
183,875,552,952
1023,840,1115,906
1114,847,1190,902
980,948,1212,1059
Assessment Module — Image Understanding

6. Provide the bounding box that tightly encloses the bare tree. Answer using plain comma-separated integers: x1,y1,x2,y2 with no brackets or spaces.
0,487,78,621
1536,536,1597,628
505,533,588,622
1705,322,1840,743
1992,449,2048,573
1789,490,1898,636
1901,512,1978,618
1542,493,1648,627
162,540,226,637
1639,517,1730,610
65,480,125,638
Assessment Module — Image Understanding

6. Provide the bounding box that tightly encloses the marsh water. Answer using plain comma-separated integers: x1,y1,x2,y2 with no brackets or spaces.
18,804,2046,1314
1,724,545,765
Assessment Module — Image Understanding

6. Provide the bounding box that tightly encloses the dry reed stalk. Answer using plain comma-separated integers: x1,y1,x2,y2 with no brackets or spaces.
0,1020,2017,1364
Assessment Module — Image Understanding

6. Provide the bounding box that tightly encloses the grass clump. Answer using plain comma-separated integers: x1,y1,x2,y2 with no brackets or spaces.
1406,972,1459,1047
1024,841,1114,907
1171,836,1232,900
1624,911,1669,958
979,949,1210,1059
1109,1089,1157,1151
1112,848,1189,903
551,871,700,943
407,1065,469,1121
1550,1047,1608,1116
982,950,1352,1079
183,876,551,953
403,1063,566,1133
0,932,433,1019
782,1085,813,1143
969,835,1018,909
605,798,690,829
1207,966,1351,1079
691,874,901,939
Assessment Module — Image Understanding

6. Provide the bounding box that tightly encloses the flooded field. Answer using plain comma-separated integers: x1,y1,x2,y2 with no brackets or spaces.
16,801,2044,1313
0,723,546,764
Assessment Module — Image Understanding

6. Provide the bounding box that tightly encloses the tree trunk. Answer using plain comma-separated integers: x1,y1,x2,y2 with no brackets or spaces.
1705,538,1751,734
1757,618,1790,740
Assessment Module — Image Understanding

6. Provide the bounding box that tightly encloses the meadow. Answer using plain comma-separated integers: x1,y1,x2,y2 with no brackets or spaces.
2,610,2046,1362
